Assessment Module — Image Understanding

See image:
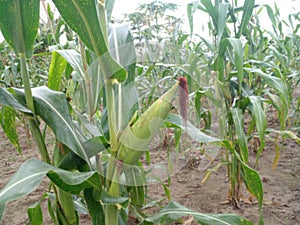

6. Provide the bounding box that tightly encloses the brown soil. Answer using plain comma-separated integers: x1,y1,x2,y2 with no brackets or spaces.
0,117,299,225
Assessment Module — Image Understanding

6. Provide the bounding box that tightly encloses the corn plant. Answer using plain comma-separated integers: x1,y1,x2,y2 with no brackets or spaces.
0,0,254,225
187,1,299,224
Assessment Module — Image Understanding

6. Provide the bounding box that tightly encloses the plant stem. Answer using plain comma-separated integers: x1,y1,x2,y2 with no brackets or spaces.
19,54,35,114
105,80,118,152
79,39,95,122
20,54,51,164
104,79,120,225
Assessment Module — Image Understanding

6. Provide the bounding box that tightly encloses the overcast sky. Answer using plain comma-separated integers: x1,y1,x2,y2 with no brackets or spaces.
113,0,300,17
112,0,300,35
0,0,299,43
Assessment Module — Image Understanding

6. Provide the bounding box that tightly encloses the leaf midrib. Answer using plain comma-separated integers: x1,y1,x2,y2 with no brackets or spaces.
71,0,102,57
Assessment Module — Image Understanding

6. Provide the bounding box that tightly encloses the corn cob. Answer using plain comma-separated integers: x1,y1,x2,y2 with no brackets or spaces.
117,81,179,164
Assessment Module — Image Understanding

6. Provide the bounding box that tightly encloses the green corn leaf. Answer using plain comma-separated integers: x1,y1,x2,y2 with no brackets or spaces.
55,50,84,78
0,158,101,223
217,3,229,44
264,4,278,34
143,201,253,225
0,87,32,114
237,0,255,38
14,86,92,167
200,0,218,34
58,137,109,171
269,46,288,72
106,23,138,130
232,108,248,162
227,38,243,94
0,0,40,58
250,69,289,108
214,38,228,81
28,201,43,225
222,140,264,225
51,0,108,56
267,92,287,130
108,23,136,84
57,189,78,225
125,167,146,205
101,191,129,208
249,96,266,163
52,0,127,82
241,163,264,225
130,185,145,206
267,129,300,145
84,189,105,225
0,106,20,154
48,51,68,91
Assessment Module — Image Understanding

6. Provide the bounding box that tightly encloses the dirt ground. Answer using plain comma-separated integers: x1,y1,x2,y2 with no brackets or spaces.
0,114,299,225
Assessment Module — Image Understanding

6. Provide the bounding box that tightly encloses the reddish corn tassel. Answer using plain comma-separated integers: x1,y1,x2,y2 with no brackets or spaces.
178,76,189,126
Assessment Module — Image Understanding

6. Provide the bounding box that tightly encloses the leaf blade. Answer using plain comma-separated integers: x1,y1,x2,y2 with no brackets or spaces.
0,0,40,58
52,0,127,82
144,201,253,225
0,158,101,223
14,86,91,167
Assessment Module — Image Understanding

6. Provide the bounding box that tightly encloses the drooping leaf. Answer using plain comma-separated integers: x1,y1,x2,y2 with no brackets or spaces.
52,0,127,82
143,201,253,225
0,106,20,153
0,0,40,58
166,113,221,143
232,108,248,162
266,92,287,130
267,128,300,145
250,69,289,106
0,87,32,114
14,86,91,167
48,51,68,91
249,96,267,162
249,96,267,163
28,201,43,225
0,158,100,223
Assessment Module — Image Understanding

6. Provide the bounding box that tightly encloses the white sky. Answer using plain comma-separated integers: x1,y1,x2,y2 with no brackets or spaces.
112,0,300,36
0,0,299,43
